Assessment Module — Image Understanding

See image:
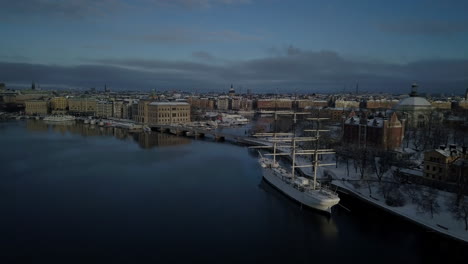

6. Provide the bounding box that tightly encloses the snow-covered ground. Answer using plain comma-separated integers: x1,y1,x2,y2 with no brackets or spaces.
325,160,468,243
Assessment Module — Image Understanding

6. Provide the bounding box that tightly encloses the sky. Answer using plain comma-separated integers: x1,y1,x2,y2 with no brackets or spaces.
0,0,467,94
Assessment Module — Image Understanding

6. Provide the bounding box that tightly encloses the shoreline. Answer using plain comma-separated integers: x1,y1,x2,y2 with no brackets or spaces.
331,180,468,244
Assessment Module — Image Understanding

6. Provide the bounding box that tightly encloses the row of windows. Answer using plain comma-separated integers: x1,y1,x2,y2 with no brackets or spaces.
152,117,190,123
426,165,443,173
425,173,443,181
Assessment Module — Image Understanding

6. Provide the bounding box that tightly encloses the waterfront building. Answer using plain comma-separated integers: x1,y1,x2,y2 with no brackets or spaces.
25,100,49,115
68,98,97,116
147,102,190,125
113,100,124,118
96,101,114,118
257,99,292,110
133,99,152,123
50,97,68,114
343,112,404,150
231,97,241,110
239,98,253,111
122,102,133,120
217,96,229,111
423,146,468,182
296,100,328,110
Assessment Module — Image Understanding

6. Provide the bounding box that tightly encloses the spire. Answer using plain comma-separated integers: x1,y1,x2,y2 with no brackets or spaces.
390,112,399,123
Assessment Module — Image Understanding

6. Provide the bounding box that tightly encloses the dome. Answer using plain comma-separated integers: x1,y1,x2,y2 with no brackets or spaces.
393,96,432,111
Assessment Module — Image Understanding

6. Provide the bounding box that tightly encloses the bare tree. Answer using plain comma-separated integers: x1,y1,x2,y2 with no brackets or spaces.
373,152,393,182
448,195,468,231
379,182,405,207
402,184,422,203
417,188,440,218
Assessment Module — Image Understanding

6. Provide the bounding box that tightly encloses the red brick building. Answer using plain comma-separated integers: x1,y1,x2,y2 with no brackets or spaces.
343,112,405,150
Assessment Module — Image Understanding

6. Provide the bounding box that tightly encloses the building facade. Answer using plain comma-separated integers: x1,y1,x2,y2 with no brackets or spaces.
147,102,190,125
96,101,113,118
50,97,68,114
25,100,48,115
343,112,405,150
68,98,97,116
257,99,292,110
423,146,468,182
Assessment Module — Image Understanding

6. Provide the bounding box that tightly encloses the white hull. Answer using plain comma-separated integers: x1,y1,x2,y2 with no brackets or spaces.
43,115,75,122
261,166,339,213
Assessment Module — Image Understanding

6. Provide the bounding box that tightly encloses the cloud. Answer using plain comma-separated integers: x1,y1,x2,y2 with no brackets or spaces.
192,51,217,61
0,0,123,18
151,0,251,9
379,21,468,36
0,0,251,18
124,28,263,44
1,50,467,94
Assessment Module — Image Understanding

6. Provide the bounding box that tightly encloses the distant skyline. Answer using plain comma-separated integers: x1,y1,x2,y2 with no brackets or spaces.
1,0,467,94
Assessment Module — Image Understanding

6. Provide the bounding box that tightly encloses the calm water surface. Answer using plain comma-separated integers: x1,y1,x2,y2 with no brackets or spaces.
3,120,467,263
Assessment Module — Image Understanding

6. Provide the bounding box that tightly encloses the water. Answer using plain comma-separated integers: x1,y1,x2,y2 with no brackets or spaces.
3,120,467,263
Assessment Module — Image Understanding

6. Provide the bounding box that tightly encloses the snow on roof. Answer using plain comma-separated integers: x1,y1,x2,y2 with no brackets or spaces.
149,102,189,106
394,96,431,108
344,117,385,127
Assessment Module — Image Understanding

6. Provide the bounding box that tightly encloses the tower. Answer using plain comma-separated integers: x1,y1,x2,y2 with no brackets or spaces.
228,84,235,97
465,88,468,101
31,81,36,90
409,83,418,97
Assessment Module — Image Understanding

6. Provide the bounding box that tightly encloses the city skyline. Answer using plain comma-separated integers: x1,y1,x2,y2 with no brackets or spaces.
1,0,467,93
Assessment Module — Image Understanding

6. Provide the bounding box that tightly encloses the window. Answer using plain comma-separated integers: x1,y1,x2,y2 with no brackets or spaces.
426,165,429,170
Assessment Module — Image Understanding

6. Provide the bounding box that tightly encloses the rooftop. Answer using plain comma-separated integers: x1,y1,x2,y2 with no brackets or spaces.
149,102,189,106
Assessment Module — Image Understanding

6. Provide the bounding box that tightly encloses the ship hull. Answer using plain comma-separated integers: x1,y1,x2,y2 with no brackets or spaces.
262,167,339,214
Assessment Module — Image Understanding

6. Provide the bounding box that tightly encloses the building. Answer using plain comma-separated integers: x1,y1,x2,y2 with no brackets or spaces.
430,100,451,110
113,100,124,118
50,97,68,114
147,102,190,125
335,99,360,109
423,146,468,182
122,102,133,120
96,101,113,118
25,100,49,115
343,112,405,150
257,99,293,110
366,99,399,110
296,100,328,110
217,96,229,111
68,98,97,116
133,99,152,123
231,97,241,110
239,98,253,111
392,84,432,128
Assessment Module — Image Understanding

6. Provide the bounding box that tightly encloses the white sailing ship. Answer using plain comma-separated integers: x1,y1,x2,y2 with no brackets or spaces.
254,111,340,214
